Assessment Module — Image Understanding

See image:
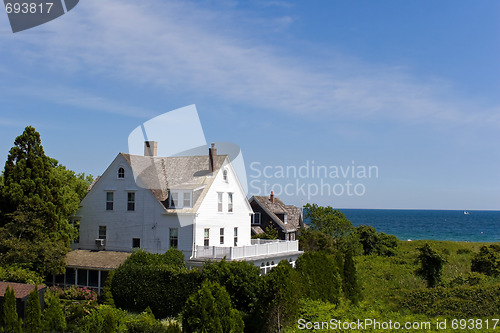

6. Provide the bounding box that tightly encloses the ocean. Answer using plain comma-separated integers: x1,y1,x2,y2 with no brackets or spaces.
340,209,500,243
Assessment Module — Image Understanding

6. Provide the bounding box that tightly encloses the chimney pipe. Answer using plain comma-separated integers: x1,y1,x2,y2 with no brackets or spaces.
270,191,275,203
209,143,217,172
144,141,158,157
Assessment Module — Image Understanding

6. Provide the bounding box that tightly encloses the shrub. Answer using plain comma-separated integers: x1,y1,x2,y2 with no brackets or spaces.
42,290,66,333
355,225,398,256
295,251,341,304
202,259,262,314
342,246,362,305
415,243,446,288
471,245,500,276
111,249,201,318
62,286,97,301
77,305,128,333
2,286,22,333
24,286,42,333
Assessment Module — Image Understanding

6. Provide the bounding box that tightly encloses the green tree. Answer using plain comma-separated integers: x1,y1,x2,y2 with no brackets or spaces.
298,229,336,253
258,260,302,332
252,225,279,240
2,286,22,333
0,126,93,275
24,286,42,333
100,270,115,306
182,280,244,333
295,251,341,304
471,245,500,276
303,204,353,248
415,243,446,288
202,259,262,314
43,290,66,333
342,247,362,305
355,225,398,256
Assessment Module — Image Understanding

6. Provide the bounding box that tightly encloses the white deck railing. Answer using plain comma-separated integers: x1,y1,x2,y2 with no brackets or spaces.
193,240,300,260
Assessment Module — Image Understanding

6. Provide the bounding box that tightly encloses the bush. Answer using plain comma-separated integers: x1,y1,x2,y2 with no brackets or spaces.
471,245,500,276
77,305,128,333
415,243,446,288
295,251,341,304
111,249,201,318
24,286,42,333
42,290,66,333
202,259,262,314
182,280,244,333
355,225,398,256
2,286,22,333
62,286,97,301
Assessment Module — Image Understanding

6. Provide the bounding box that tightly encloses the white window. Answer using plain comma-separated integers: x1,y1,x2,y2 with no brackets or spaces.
106,192,114,211
228,193,233,212
223,169,228,182
169,228,178,248
234,227,238,246
253,212,261,225
217,192,223,212
183,192,191,208
284,214,288,224
220,228,224,244
118,167,125,179
127,192,135,211
204,228,210,246
170,192,179,208
98,226,106,239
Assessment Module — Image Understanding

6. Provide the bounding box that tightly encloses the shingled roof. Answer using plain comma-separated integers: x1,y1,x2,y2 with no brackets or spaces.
66,250,131,270
116,153,227,213
0,282,45,299
250,195,303,232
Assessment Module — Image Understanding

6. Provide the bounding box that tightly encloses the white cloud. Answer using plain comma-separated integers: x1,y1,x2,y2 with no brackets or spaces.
3,0,498,128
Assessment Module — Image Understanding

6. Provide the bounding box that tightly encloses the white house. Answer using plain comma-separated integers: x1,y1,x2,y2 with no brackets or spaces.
68,141,302,280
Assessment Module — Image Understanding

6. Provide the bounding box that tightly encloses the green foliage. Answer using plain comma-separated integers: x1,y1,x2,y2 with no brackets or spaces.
252,225,279,240
471,245,500,276
415,243,447,288
298,229,336,253
400,284,500,317
111,249,201,318
342,246,362,305
100,270,115,306
0,126,93,275
258,260,302,332
43,290,67,333
77,305,128,333
356,225,398,256
182,280,244,333
0,265,43,285
202,259,262,314
295,251,341,304
2,286,22,333
303,204,353,247
24,286,42,333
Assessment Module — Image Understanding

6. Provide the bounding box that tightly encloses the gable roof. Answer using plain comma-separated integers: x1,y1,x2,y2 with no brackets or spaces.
0,282,45,299
120,153,227,213
250,196,303,232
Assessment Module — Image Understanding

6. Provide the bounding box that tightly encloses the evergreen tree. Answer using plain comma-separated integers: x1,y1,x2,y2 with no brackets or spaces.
182,280,244,333
24,286,42,333
258,260,302,332
295,251,341,304
2,286,22,333
0,126,92,275
342,247,362,305
42,290,66,333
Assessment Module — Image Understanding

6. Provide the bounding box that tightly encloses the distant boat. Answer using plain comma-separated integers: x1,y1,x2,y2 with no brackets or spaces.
464,210,470,215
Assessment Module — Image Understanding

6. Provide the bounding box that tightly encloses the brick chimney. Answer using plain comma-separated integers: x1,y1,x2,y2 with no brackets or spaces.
270,191,275,203
144,141,157,157
209,143,217,172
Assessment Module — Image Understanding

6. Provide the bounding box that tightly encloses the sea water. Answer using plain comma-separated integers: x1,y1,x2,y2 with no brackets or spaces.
340,209,500,242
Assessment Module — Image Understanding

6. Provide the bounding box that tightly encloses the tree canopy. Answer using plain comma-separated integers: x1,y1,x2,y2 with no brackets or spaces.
303,203,353,247
0,126,92,275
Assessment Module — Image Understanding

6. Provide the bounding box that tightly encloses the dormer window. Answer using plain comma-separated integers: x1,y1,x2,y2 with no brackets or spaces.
223,169,228,182
118,167,125,179
170,190,192,209
284,214,288,224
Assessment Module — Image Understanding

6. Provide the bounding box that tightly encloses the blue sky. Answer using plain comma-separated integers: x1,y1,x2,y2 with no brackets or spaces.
0,0,498,210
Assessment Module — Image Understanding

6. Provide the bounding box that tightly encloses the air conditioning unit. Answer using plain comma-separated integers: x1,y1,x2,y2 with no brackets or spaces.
95,239,105,247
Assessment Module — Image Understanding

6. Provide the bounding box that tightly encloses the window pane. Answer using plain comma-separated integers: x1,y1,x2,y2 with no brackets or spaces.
132,238,140,248
228,193,233,212
128,192,135,211
217,193,222,212
183,192,191,208
99,226,106,239
77,269,88,286
89,270,99,287
171,192,179,208
106,192,113,211
204,228,209,246
65,268,75,285
220,228,224,244
169,228,178,248
118,168,125,178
